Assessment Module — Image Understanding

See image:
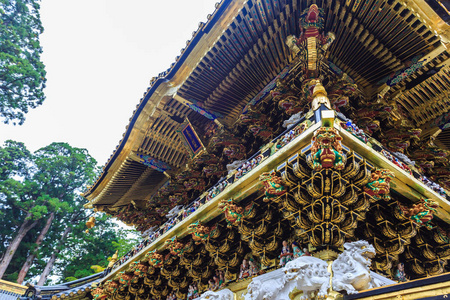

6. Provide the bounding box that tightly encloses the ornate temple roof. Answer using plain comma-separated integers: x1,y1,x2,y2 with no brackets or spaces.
82,0,450,231
71,2,450,299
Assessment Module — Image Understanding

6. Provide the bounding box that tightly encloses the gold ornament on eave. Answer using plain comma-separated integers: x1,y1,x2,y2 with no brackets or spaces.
85,216,96,233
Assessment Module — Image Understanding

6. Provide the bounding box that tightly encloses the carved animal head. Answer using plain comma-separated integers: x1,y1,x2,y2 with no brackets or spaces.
188,222,212,244
259,171,275,183
239,110,265,124
312,127,343,152
146,251,164,268
284,256,329,280
300,4,324,30
218,199,244,214
134,262,148,276
364,168,395,199
223,144,245,160
92,287,105,299
422,198,439,211
245,279,263,299
105,280,119,294
343,240,376,266
168,194,182,205
119,271,133,285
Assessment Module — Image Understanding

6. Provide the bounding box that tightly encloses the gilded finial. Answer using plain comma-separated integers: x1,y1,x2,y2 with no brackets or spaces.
311,80,332,111
312,81,327,97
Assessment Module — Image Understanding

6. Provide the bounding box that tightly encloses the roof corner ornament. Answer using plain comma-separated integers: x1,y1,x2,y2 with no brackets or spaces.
286,4,335,79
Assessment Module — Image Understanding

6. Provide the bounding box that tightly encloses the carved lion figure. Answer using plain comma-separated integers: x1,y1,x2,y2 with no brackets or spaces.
188,221,212,244
165,237,185,257
145,250,164,268
243,241,388,299
92,287,107,300
309,127,346,171
119,271,134,288
104,279,119,296
399,198,439,228
244,257,330,300
364,169,395,200
223,144,246,160
284,256,330,299
218,199,253,228
259,171,287,202
197,288,234,300
133,262,148,277
331,240,376,294
244,270,289,300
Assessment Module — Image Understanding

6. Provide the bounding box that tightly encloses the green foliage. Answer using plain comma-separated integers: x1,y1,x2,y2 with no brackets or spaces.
5,271,18,282
0,140,140,283
111,229,140,257
64,276,77,282
57,215,136,283
0,0,47,125
0,140,31,179
0,141,99,281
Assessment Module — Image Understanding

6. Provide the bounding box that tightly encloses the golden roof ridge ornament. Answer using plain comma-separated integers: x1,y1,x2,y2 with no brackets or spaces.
311,80,332,111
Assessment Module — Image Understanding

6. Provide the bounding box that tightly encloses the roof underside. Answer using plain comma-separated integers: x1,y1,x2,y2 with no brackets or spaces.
83,0,450,226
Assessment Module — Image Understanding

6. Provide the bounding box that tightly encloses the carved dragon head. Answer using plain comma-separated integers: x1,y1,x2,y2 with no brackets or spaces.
300,4,324,31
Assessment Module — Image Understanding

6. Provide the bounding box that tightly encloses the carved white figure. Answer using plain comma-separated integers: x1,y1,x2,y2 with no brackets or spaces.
244,269,289,300
331,240,376,294
165,205,184,219
226,160,246,174
283,111,303,129
244,256,330,300
284,256,330,300
196,288,234,300
244,240,392,300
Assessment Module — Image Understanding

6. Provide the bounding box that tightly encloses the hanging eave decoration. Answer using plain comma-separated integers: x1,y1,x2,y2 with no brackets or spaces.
177,118,205,159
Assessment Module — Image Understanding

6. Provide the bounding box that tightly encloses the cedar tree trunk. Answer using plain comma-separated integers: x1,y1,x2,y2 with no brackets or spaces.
17,212,55,284
0,213,38,279
37,225,71,285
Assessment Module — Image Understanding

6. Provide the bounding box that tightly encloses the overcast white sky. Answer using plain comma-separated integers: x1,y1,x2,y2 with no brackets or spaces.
0,0,217,166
